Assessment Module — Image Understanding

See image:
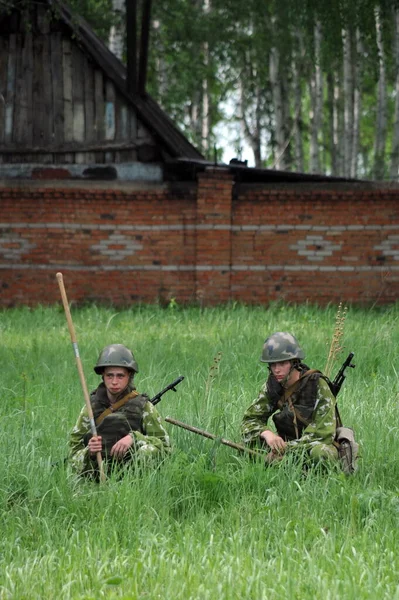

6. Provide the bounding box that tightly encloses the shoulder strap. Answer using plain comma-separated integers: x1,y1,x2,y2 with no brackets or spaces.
277,369,320,409
95,390,139,427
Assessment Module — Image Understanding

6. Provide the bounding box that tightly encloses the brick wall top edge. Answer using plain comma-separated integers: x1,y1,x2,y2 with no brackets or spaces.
199,168,233,180
0,180,170,192
234,181,399,193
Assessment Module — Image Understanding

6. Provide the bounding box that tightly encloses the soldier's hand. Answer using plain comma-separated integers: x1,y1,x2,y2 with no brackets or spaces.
260,430,287,452
88,435,102,455
110,434,134,459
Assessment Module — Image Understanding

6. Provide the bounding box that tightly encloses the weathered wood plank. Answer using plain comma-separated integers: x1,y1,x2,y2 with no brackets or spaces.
43,34,53,146
62,38,73,143
72,43,85,144
105,79,116,141
114,96,126,161
0,36,8,145
14,33,33,146
5,34,16,143
51,32,64,145
32,34,45,145
94,69,104,141
84,55,95,142
62,37,74,162
129,108,137,141
71,44,85,163
13,34,23,143
120,104,129,139
83,55,96,162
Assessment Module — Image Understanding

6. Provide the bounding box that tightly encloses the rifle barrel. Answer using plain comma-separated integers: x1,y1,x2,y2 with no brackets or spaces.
150,376,184,405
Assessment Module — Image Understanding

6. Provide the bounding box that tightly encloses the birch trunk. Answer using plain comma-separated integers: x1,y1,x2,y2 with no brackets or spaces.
201,0,211,156
292,30,304,172
374,5,387,180
309,20,323,174
108,0,125,60
390,7,399,180
334,73,345,176
326,73,336,174
269,44,286,169
239,75,262,167
189,90,202,147
351,29,363,178
342,27,353,177
153,19,168,100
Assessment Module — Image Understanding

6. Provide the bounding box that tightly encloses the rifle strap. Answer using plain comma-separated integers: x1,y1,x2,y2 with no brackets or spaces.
95,390,139,427
335,405,343,429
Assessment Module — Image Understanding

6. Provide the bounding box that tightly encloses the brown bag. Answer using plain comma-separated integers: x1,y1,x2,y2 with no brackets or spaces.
335,426,359,475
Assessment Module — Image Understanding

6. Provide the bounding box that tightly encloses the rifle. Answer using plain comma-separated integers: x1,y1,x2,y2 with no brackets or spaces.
152,377,262,458
150,376,185,406
329,352,355,397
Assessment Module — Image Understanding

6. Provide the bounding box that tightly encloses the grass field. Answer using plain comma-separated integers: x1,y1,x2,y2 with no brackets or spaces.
1,301,399,599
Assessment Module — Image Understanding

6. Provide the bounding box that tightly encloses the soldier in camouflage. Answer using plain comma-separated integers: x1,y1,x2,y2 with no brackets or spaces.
241,332,338,465
68,344,170,478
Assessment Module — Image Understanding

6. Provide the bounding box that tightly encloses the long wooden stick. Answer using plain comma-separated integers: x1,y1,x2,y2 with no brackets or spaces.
56,272,105,482
165,416,262,458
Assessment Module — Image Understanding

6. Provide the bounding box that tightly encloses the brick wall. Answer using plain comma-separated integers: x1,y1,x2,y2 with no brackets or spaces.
1,167,398,307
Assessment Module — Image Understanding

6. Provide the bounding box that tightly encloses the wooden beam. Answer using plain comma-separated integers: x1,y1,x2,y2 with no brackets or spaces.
138,0,152,96
0,139,154,153
126,0,137,95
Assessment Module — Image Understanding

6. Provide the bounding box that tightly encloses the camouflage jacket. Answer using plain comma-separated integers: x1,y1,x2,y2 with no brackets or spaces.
68,384,171,477
241,374,337,452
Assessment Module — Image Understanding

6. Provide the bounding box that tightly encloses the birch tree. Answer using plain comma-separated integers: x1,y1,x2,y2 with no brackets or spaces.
108,0,125,59
390,5,399,180
374,4,387,179
292,30,304,172
309,19,323,173
342,26,354,177
351,29,363,178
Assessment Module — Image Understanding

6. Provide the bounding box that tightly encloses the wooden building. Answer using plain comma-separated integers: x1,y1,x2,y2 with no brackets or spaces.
0,0,203,172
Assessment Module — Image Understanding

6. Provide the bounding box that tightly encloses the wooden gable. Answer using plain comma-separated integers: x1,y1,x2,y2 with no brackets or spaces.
0,0,203,166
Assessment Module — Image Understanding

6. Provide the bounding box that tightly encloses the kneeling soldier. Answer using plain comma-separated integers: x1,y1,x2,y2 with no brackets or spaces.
241,332,338,466
68,344,170,478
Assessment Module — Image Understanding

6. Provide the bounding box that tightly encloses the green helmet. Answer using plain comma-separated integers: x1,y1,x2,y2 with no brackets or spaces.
94,344,139,374
260,332,305,363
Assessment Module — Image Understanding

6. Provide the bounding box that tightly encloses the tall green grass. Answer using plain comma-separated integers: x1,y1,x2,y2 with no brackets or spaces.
1,302,399,599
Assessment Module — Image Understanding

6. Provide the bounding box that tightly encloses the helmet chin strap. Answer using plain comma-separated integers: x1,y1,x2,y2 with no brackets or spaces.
269,360,297,388
281,362,296,388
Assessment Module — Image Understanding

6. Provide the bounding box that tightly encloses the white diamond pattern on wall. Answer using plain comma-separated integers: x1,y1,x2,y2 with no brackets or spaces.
289,235,342,261
90,233,143,261
0,232,36,260
374,235,399,260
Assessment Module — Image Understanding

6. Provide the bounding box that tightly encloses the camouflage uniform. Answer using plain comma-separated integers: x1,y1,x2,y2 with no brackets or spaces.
68,344,170,478
242,376,338,462
241,332,338,464
68,384,170,477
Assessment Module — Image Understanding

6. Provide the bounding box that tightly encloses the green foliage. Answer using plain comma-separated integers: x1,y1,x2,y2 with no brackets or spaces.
68,0,115,42
0,303,399,597
4,0,398,174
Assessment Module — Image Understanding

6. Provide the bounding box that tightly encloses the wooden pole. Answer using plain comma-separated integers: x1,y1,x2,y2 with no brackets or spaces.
165,417,262,458
56,272,105,482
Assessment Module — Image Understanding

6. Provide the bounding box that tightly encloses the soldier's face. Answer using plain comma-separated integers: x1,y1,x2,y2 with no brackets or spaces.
103,367,130,396
270,360,292,382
